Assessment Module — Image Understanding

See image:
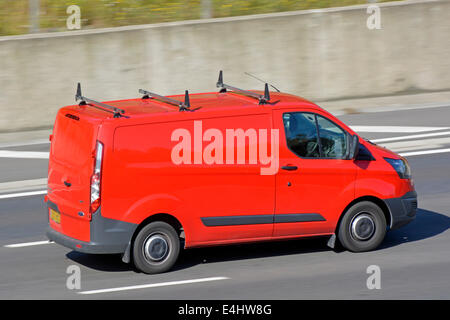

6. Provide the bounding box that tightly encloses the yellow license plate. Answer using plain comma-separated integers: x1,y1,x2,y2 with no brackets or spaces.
50,209,61,224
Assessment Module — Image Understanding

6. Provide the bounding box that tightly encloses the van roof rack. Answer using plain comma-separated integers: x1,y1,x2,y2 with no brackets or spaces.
139,89,191,112
216,70,271,105
75,83,126,118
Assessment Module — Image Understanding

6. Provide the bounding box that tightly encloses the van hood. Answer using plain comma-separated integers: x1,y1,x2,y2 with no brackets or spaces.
364,140,401,159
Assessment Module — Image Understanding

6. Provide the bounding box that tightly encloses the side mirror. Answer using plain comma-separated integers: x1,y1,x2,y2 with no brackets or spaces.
347,135,359,160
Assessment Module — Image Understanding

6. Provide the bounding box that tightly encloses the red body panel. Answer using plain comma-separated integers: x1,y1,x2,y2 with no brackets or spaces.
103,111,275,246
47,91,414,249
355,141,414,199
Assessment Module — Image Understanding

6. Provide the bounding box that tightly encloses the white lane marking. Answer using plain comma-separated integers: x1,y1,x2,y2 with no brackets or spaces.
0,139,50,149
0,150,49,159
4,240,53,248
400,148,450,157
0,178,47,193
372,131,450,143
350,126,449,133
0,190,47,200
381,137,450,152
78,276,230,295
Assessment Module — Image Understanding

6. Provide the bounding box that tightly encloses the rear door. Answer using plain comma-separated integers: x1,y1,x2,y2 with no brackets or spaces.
47,108,100,240
273,109,357,237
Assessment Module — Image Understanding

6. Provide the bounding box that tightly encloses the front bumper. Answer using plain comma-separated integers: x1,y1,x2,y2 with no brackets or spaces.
46,201,137,254
384,191,417,230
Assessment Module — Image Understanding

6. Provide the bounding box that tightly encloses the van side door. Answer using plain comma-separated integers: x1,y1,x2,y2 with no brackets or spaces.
272,109,357,237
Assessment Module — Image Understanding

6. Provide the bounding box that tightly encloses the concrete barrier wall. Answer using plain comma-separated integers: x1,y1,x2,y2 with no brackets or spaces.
1,0,449,131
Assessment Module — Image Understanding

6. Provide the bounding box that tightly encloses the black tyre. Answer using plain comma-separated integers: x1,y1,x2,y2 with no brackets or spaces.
338,201,387,252
133,221,180,274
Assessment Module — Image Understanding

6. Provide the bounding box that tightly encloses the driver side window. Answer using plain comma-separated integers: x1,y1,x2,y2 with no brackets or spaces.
282,112,348,159
316,115,347,159
283,112,321,158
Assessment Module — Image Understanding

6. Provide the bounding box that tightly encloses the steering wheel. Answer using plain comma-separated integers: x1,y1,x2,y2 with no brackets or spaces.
306,141,319,157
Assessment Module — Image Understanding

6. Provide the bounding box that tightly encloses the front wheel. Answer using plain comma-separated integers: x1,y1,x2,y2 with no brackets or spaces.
133,221,180,274
338,201,387,252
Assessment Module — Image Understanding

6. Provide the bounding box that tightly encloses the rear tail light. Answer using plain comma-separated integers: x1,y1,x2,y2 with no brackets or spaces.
90,141,103,214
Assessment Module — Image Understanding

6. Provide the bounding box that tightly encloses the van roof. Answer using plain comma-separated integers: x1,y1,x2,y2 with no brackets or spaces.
64,91,321,119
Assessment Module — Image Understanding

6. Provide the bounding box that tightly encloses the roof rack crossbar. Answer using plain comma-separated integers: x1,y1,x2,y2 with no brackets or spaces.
75,83,126,118
216,70,271,105
139,89,191,112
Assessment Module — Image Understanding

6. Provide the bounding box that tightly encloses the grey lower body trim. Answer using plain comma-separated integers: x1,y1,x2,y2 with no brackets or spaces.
384,190,417,230
201,213,326,227
46,201,138,254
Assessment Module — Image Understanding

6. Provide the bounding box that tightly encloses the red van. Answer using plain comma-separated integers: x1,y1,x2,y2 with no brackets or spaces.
46,72,417,274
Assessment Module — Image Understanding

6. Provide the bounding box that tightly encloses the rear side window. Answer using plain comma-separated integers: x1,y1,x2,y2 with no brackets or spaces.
283,112,348,159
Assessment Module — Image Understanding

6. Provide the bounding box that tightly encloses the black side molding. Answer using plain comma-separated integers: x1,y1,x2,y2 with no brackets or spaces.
201,213,326,227
201,215,273,227
274,213,325,223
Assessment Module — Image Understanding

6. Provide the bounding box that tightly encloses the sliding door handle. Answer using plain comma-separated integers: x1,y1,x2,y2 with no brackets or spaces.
281,165,298,171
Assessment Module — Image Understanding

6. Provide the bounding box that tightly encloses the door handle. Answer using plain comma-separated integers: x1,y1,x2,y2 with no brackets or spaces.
281,165,298,171
64,181,71,187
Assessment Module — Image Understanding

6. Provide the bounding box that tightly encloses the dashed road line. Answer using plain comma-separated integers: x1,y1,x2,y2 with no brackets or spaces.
372,131,450,143
400,148,450,157
0,150,49,159
0,139,50,149
4,240,53,248
0,190,47,200
350,126,449,133
78,276,230,295
381,137,450,152
0,178,47,194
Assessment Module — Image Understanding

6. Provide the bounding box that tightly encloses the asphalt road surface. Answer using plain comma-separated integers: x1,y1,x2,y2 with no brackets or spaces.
0,104,449,299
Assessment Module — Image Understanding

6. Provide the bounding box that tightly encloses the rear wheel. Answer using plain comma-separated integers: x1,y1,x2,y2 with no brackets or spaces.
338,201,387,252
133,221,180,274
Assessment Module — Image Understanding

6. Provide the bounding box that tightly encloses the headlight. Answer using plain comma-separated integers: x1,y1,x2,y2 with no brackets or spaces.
384,157,411,179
